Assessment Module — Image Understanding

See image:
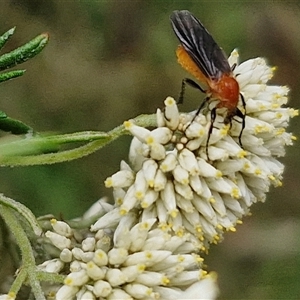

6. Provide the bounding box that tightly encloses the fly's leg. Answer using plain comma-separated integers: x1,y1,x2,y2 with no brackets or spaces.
234,107,245,147
178,78,211,128
165,77,204,121
234,93,246,147
189,95,210,124
206,107,217,160
178,78,205,104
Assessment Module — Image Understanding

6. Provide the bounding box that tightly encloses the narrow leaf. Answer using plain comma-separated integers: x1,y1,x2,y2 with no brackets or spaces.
0,69,26,83
0,114,33,134
0,27,15,51
0,33,49,71
0,194,42,236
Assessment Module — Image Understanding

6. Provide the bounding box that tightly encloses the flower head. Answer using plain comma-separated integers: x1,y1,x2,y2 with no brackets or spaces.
41,204,218,299
39,50,295,300
106,50,297,252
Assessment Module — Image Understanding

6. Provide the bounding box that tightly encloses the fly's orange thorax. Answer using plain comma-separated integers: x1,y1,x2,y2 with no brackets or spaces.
209,74,240,109
176,45,208,84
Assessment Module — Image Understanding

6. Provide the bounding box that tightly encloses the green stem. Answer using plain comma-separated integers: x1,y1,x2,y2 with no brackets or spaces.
0,194,42,235
10,268,27,297
36,270,65,284
0,139,112,166
0,114,157,166
0,205,45,300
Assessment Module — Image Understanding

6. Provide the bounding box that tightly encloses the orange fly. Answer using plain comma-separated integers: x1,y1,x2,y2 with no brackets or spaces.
170,10,246,157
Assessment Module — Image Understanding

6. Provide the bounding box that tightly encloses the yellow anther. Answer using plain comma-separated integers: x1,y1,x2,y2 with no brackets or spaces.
209,197,216,204
216,170,223,178
104,177,113,188
123,120,133,129
119,208,128,215
231,188,241,199
164,96,176,106
254,168,262,176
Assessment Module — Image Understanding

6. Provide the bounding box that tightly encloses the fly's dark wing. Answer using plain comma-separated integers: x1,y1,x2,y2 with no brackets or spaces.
170,10,231,80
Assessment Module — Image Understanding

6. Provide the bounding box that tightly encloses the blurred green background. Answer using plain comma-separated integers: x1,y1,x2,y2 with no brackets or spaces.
0,1,299,299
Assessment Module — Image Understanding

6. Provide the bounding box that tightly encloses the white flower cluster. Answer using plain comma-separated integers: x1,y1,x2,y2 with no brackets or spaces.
41,203,218,300
105,50,297,251
40,50,296,300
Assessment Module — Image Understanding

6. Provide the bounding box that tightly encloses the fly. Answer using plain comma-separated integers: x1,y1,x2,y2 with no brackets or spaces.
170,10,246,158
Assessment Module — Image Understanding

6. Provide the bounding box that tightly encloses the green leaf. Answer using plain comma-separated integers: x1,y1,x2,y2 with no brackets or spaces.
0,111,7,118
0,113,33,134
0,27,15,51
0,202,46,300
0,132,110,165
0,32,49,71
0,114,157,166
0,194,42,236
0,69,26,83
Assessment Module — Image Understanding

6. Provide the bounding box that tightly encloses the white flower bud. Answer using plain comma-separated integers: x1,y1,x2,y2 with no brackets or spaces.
82,237,96,252
160,151,177,172
186,136,205,151
56,285,79,300
108,248,128,265
178,148,200,176
128,219,156,252
156,108,166,127
197,158,222,178
178,273,219,299
142,159,158,187
141,189,159,208
172,165,189,185
77,289,96,300
106,288,132,300
134,169,148,200
81,251,95,263
147,127,172,145
149,142,166,160
135,271,169,286
174,181,193,200
71,247,84,261
91,207,122,231
45,231,71,250
93,280,112,297
50,219,73,237
124,120,151,143
192,195,216,223
106,268,128,286
86,261,106,281
120,160,133,171
44,259,64,273
64,269,89,287
60,248,73,263
160,181,177,213
120,185,138,215
185,121,206,139
228,48,239,67
105,170,134,188
93,249,108,266
164,97,179,130
123,250,171,267
124,283,155,299
82,197,113,220
153,169,167,192
70,260,84,272
129,137,146,170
